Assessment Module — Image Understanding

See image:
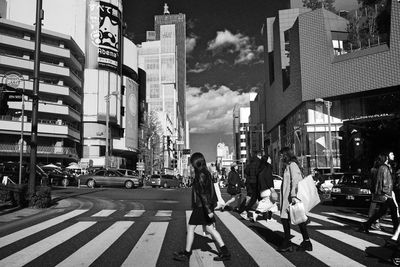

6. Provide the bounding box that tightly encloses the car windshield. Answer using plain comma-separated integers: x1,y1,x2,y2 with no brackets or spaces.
338,175,366,186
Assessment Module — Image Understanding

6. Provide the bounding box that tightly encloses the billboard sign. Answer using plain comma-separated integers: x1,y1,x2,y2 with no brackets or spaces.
87,0,122,73
125,77,138,150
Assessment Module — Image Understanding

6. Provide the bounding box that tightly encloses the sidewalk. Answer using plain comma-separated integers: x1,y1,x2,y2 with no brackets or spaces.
0,187,104,224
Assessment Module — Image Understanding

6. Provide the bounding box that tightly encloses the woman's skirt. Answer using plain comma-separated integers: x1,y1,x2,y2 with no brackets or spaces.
189,207,215,225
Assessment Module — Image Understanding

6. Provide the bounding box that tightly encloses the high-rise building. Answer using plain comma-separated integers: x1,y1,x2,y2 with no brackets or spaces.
154,6,186,144
233,105,250,162
2,0,143,169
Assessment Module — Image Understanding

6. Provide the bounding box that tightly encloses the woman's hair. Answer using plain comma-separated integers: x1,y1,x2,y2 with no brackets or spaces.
377,153,388,166
190,152,207,171
280,147,299,165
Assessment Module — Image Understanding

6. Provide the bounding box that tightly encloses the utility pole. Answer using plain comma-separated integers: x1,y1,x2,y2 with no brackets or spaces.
29,0,43,195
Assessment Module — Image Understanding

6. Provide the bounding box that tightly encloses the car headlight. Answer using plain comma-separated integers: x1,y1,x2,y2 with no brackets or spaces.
360,189,371,194
332,188,341,193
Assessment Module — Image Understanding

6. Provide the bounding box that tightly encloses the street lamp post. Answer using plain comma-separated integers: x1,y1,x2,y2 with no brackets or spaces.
316,98,334,174
19,78,26,185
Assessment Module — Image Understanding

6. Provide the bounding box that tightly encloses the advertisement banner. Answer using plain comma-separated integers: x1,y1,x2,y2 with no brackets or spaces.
125,78,138,150
86,0,121,73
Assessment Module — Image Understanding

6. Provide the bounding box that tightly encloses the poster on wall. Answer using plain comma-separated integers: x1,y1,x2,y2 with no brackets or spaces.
125,78,138,150
87,0,122,73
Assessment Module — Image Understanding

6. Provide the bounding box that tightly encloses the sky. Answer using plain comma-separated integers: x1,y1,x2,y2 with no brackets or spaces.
123,0,358,162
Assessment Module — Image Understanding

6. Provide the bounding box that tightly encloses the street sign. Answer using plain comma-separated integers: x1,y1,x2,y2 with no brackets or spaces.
182,149,191,155
2,73,22,89
136,161,145,171
176,140,184,145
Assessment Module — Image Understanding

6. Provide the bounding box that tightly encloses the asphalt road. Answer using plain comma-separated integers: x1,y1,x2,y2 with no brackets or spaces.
0,185,396,266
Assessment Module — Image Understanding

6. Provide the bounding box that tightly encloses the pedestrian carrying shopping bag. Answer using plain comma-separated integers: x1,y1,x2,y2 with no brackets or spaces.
297,175,321,213
289,202,308,225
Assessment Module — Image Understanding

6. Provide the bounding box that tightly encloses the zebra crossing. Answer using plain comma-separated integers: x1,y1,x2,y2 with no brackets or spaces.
0,208,394,266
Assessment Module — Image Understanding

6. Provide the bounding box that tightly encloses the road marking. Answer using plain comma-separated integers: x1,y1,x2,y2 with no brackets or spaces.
56,221,133,267
155,210,172,217
307,212,346,226
124,209,145,217
216,211,295,267
121,222,168,267
307,221,322,226
0,209,88,249
91,209,116,217
0,222,96,267
323,212,393,229
186,211,224,267
317,230,379,250
258,219,365,267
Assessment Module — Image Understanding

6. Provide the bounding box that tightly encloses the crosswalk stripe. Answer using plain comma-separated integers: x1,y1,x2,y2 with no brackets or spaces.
155,210,172,216
307,221,322,226
56,221,134,267
216,211,295,267
0,221,96,267
317,230,379,250
124,209,145,217
323,212,393,229
91,209,116,217
307,212,346,226
258,219,365,267
185,211,224,267
0,209,88,249
121,222,168,267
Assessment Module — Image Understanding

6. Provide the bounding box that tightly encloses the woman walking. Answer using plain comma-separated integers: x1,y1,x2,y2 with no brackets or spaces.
173,152,231,262
278,147,312,252
223,163,242,211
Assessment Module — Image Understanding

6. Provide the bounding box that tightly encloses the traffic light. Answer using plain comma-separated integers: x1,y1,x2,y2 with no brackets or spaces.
167,136,171,151
171,159,177,169
0,91,9,115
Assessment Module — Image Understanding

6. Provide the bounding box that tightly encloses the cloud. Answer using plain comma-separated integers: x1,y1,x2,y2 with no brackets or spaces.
186,36,197,55
207,29,263,65
187,85,251,134
187,62,211,73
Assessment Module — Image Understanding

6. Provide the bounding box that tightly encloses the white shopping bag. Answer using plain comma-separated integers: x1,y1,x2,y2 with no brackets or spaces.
214,182,225,207
289,202,308,225
297,175,321,213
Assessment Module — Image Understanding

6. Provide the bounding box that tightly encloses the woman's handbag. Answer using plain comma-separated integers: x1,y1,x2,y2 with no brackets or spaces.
297,175,321,213
227,183,240,195
289,202,308,225
372,194,388,203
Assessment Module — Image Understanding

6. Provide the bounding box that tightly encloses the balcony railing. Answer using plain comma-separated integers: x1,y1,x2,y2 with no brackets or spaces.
0,115,80,131
0,143,78,156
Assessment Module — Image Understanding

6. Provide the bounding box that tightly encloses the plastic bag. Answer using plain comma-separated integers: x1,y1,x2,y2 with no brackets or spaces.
289,202,308,225
297,175,321,213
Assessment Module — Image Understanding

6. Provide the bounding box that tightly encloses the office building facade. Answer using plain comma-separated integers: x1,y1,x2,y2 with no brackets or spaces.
259,1,400,174
0,18,84,164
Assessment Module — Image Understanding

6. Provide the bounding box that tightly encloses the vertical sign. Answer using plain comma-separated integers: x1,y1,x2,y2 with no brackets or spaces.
125,77,138,150
86,0,122,73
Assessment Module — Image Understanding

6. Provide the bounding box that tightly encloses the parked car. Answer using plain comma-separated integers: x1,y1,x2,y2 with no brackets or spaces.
149,174,180,188
117,169,143,188
0,162,48,185
330,173,371,205
78,169,140,189
44,169,76,187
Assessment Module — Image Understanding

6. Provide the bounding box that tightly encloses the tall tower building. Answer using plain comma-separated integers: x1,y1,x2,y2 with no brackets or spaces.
154,5,186,144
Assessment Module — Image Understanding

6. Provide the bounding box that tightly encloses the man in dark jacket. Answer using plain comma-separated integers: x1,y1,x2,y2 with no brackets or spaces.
239,151,262,220
249,155,276,222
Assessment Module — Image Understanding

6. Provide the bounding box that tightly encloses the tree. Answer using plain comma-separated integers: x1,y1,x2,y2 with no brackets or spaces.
346,0,390,50
302,0,336,13
138,111,163,175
